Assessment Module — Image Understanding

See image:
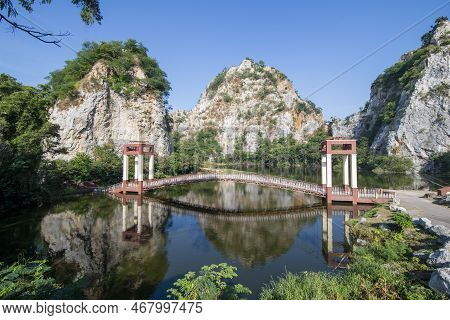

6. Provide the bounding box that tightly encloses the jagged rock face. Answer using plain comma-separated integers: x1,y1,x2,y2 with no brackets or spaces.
50,62,171,160
172,59,324,154
331,21,450,170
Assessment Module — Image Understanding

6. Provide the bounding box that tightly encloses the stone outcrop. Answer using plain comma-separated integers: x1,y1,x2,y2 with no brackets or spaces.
331,20,450,171
171,59,324,154
50,61,171,160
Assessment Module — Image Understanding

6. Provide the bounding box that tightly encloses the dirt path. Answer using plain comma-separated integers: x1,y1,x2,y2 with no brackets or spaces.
393,190,450,228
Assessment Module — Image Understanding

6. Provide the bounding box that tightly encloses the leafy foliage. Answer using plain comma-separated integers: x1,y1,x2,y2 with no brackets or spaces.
48,40,170,100
0,260,60,299
229,129,328,168
157,128,222,176
357,137,413,173
391,212,414,231
0,0,102,25
167,263,251,300
54,144,122,186
0,74,60,211
380,101,397,124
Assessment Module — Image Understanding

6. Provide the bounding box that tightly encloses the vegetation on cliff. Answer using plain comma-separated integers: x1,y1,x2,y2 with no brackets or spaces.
365,17,448,141
48,39,171,100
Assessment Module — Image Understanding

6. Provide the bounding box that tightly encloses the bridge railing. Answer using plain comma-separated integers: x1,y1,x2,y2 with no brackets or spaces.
331,186,352,196
142,172,326,195
358,188,395,199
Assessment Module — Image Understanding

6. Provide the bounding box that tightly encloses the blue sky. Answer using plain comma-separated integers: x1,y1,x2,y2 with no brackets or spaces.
0,0,448,119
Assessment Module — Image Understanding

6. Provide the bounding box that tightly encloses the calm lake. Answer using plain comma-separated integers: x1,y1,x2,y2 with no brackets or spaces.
0,169,425,299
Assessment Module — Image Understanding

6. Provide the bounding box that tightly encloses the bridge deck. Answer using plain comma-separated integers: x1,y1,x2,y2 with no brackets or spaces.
107,173,395,204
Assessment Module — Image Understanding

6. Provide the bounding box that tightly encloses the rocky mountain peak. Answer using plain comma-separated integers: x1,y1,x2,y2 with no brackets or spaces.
172,58,324,154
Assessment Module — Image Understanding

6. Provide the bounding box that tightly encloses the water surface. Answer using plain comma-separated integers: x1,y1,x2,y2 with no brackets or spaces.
1,181,366,299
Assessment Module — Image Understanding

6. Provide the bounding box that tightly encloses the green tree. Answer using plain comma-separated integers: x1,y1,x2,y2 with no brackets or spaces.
167,263,251,300
0,0,102,45
0,75,60,211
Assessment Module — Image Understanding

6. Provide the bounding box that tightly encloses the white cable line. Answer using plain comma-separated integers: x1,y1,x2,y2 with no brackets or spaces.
305,1,450,99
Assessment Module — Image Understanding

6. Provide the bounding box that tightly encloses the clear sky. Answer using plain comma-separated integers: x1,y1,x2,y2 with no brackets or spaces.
1,0,449,119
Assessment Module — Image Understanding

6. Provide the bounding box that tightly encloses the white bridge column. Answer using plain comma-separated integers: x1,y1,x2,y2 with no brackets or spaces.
122,155,129,181
326,154,332,188
326,153,332,203
351,154,357,189
149,154,154,180
351,153,358,204
343,154,349,190
321,154,327,187
138,154,144,182
134,157,139,181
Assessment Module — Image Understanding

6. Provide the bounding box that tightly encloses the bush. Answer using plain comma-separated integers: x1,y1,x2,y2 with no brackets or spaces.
206,69,227,99
381,101,396,123
392,212,414,231
167,263,251,300
0,260,60,299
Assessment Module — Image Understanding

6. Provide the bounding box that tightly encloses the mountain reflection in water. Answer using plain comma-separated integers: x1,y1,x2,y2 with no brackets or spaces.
34,181,368,299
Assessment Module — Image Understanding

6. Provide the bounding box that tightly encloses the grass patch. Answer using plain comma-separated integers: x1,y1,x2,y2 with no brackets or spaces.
260,206,443,300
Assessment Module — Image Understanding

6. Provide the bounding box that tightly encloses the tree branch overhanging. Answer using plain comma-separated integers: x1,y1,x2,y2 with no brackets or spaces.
0,13,70,47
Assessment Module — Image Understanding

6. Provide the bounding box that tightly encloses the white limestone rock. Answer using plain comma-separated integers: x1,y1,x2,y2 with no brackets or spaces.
171,59,324,155
50,61,171,160
331,21,450,171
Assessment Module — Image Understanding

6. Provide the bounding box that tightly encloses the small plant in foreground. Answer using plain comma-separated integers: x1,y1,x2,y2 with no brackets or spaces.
0,260,60,299
167,263,251,300
392,212,414,230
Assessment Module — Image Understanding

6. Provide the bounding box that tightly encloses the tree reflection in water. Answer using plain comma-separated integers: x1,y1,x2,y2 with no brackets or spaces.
37,182,371,299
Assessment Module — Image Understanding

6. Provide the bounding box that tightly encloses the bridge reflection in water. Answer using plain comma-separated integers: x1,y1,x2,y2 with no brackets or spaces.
112,193,369,268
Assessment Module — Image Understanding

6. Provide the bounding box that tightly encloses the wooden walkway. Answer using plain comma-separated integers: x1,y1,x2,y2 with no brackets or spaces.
107,172,395,204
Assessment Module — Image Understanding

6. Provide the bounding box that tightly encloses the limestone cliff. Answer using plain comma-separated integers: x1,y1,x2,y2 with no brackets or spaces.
331,19,450,170
50,61,171,159
171,59,324,154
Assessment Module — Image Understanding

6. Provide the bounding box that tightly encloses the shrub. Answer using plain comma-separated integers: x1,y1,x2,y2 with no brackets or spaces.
206,69,227,99
392,212,414,230
381,101,397,123
167,263,251,300
0,260,60,299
